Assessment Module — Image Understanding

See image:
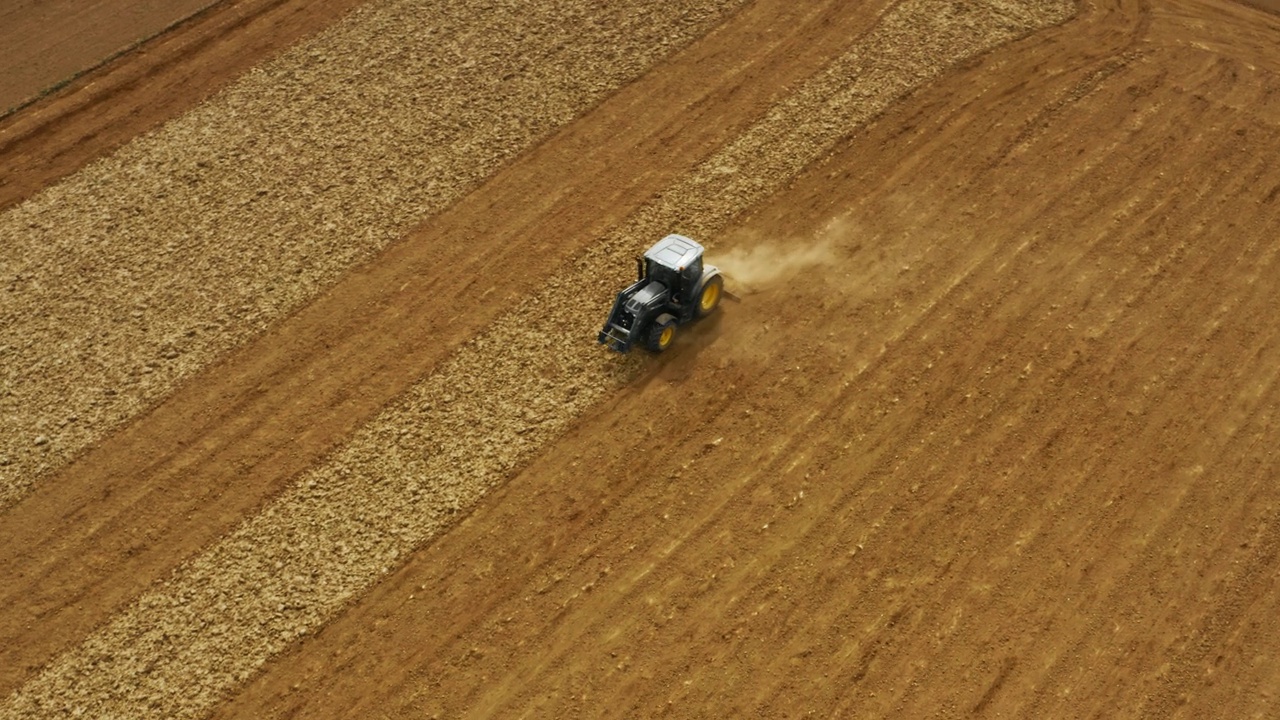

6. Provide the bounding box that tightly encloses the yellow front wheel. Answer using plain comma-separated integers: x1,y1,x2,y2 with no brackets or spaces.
646,316,677,353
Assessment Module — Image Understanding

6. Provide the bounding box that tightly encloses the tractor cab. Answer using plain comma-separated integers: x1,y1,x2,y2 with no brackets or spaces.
598,234,724,353
641,235,704,306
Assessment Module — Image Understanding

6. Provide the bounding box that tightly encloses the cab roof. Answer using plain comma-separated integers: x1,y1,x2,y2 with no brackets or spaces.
644,234,704,271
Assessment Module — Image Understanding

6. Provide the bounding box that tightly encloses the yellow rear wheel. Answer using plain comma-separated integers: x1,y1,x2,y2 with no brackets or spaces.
697,275,724,317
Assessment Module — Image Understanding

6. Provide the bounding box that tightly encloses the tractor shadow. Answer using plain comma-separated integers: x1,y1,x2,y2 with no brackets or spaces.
630,310,727,391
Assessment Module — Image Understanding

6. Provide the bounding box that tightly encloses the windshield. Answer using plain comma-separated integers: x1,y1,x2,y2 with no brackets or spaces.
646,259,678,289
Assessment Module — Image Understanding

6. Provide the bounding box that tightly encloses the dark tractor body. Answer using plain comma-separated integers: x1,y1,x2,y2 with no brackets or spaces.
598,234,724,353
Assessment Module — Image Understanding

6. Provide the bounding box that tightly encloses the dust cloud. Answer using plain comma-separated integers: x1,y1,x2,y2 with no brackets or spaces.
713,217,850,294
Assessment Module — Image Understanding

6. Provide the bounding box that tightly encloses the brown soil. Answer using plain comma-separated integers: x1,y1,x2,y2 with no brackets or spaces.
0,0,214,115
0,0,372,210
4,0,1280,718
1242,0,1280,13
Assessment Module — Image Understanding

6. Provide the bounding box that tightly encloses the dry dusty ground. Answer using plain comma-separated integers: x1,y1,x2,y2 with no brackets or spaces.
0,0,216,115
0,0,377,211
3,0,1280,717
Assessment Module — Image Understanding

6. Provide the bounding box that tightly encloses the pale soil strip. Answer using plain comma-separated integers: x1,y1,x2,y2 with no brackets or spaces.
0,1,1073,718
0,0,748,508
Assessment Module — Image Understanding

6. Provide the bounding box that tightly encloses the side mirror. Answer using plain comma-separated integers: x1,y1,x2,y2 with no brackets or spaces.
636,257,644,282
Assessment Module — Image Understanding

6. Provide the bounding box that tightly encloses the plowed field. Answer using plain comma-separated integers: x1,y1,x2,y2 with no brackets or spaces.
3,0,1280,717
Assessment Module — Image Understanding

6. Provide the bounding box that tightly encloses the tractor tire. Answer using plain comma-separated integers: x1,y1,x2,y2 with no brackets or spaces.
646,315,677,353
696,274,724,318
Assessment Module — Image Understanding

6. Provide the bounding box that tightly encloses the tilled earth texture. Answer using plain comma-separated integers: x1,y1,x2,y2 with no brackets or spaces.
3,0,1280,717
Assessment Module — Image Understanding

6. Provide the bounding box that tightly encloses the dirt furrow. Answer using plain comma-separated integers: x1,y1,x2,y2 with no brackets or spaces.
0,2,1075,718
7,0,1280,717
1005,202,1280,716
860,75,1280,717
0,0,875,697
0,0,748,510
0,0,217,115
4,0,913,698
233,1,1280,716
194,0,1280,714
0,0,378,211
464,89,1145,709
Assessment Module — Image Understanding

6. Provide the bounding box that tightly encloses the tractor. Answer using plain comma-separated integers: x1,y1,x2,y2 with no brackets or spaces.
598,234,724,353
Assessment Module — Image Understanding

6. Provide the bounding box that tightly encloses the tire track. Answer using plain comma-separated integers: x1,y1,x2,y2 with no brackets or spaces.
880,99,1280,716
1011,227,1280,717
877,116,1280,715
0,1,1075,718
